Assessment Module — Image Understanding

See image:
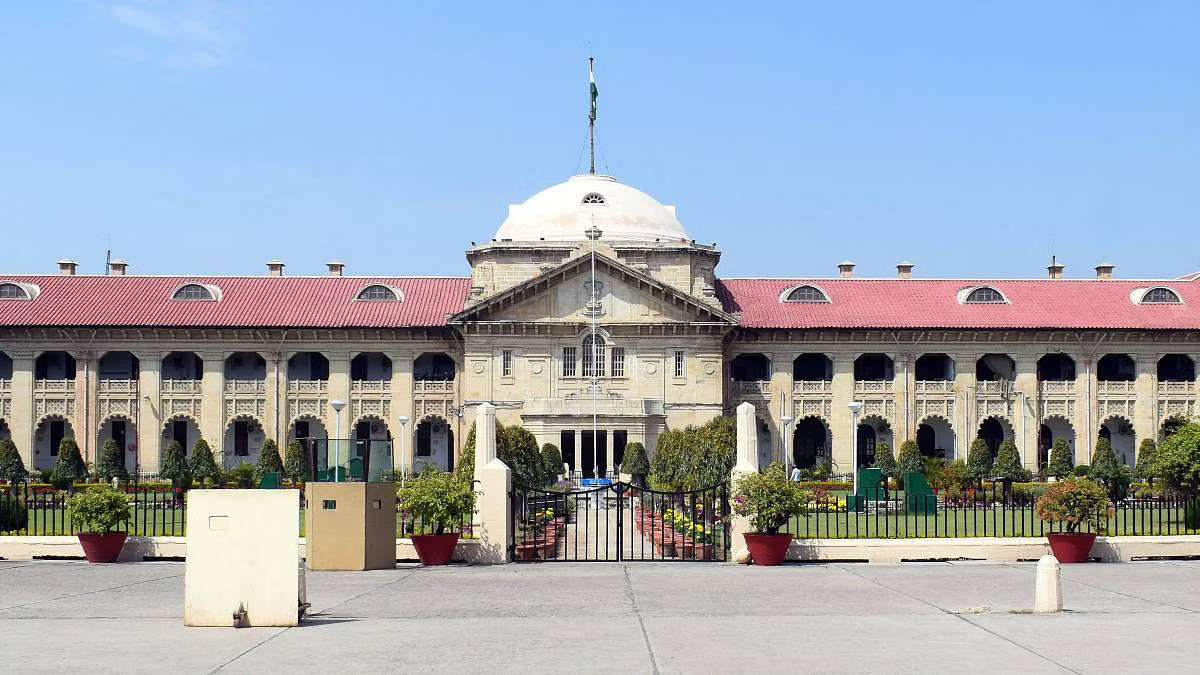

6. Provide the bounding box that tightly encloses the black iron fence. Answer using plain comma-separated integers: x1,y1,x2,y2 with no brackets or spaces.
785,481,1200,539
0,482,186,537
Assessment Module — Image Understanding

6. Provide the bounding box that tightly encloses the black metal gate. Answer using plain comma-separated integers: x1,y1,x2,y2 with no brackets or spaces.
510,482,730,562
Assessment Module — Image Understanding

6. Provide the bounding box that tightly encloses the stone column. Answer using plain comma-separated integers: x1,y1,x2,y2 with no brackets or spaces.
77,352,98,463
954,352,978,460
1076,357,1096,465
135,352,162,473
730,401,761,557
199,351,226,459
1133,354,1158,462
9,351,34,469
829,354,855,472
266,351,285,446
1013,355,1039,469
895,351,913,443
473,403,511,564
390,350,414,473
769,351,791,465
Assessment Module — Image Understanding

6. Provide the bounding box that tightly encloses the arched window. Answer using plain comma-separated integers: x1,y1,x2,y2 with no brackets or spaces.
356,284,399,301
581,334,606,378
1140,287,1182,304
964,286,1006,304
783,285,829,303
581,192,606,205
0,283,30,300
172,284,215,301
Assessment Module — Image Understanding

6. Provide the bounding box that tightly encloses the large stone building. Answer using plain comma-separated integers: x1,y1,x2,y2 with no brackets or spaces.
1,173,1198,477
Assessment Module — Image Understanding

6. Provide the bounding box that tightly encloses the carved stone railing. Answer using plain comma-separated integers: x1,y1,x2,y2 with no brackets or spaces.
914,380,953,395
975,380,1009,396
34,379,73,393
1158,380,1196,396
414,379,455,395
99,379,138,396
524,397,665,417
288,379,329,394
351,380,391,394
0,378,10,393
733,381,771,396
854,380,894,394
1097,381,1136,396
161,379,202,395
1038,380,1075,396
793,380,833,396
224,379,266,394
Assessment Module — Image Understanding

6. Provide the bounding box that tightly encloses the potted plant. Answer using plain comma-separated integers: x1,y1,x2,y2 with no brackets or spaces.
732,462,811,566
397,468,476,566
67,487,132,563
1035,478,1112,563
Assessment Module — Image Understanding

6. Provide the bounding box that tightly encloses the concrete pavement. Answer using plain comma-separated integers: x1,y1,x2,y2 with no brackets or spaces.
1,559,1199,673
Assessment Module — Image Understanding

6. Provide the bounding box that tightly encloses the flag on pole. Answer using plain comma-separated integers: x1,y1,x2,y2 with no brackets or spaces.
589,58,598,122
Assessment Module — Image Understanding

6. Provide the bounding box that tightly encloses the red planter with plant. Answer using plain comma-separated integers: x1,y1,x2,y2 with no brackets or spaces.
397,469,476,567
733,464,812,567
411,533,461,566
1036,478,1113,563
67,487,132,564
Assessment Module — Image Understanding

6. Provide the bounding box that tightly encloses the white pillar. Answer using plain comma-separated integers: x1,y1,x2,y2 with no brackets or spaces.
1034,555,1063,613
730,401,762,557
473,403,510,564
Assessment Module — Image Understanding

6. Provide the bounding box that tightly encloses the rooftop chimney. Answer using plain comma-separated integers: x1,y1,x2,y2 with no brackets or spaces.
266,260,285,276
108,259,129,276
897,261,914,279
1047,257,1065,280
57,259,78,276
837,260,856,278
326,261,345,277
1095,263,1115,280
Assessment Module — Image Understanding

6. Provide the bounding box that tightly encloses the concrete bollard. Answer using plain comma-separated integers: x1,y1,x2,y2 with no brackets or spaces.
1034,554,1063,613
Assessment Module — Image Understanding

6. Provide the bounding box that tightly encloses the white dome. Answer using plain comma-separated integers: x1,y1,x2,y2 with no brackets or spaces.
495,175,690,242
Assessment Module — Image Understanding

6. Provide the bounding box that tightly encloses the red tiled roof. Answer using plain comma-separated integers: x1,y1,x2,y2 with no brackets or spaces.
716,278,1200,330
0,276,470,328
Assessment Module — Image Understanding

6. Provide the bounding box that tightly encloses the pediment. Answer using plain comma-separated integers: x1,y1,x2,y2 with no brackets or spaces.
451,253,736,326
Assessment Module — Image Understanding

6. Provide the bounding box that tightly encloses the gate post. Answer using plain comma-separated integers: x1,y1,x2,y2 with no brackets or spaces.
730,402,761,559
473,403,512,564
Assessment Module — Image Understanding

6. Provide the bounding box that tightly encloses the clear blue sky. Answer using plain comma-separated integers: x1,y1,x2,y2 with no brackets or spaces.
2,2,1198,280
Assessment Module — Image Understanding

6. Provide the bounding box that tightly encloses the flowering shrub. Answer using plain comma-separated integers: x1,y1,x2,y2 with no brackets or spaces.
1035,478,1112,534
732,462,811,535
662,508,713,544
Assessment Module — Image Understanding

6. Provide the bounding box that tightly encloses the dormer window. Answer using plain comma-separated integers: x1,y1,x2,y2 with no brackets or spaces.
1138,287,1182,305
356,284,400,301
172,283,217,301
581,192,606,205
0,282,32,300
962,286,1008,304
781,285,830,304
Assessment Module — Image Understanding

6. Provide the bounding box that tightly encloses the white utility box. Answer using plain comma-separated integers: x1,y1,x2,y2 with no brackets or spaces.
184,489,304,627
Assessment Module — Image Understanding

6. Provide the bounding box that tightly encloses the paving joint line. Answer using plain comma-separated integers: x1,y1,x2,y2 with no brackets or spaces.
1000,562,1199,614
834,564,1079,674
0,572,183,611
623,564,661,675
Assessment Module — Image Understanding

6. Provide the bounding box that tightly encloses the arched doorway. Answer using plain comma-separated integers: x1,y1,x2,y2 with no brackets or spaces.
916,416,955,459
353,416,394,479
414,416,451,473
1161,416,1187,441
289,416,328,477
856,416,892,468
1100,416,1135,465
792,417,827,470
0,418,11,443
1038,424,1052,469
977,416,1012,456
34,416,74,471
98,416,137,473
224,416,266,467
1041,416,1075,460
161,416,201,461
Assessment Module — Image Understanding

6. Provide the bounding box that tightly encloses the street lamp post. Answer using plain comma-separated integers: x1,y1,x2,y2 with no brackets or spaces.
396,415,410,482
848,401,864,495
781,415,794,470
330,400,347,482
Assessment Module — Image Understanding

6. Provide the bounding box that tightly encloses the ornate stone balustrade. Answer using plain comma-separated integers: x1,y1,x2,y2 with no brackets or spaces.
161,379,202,395
1038,380,1075,396
1097,381,1136,396
33,379,73,393
414,380,455,395
224,379,266,394
915,380,953,395
523,397,665,417
1158,380,1196,396
351,380,391,394
854,380,894,394
287,379,328,394
793,380,833,396
99,379,138,396
734,380,771,396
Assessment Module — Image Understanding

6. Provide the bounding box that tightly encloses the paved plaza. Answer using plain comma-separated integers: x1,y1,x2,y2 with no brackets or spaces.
2,559,1199,673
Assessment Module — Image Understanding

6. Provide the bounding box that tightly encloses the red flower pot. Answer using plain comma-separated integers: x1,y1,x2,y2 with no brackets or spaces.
77,532,128,564
1046,533,1097,563
744,533,793,566
411,533,461,566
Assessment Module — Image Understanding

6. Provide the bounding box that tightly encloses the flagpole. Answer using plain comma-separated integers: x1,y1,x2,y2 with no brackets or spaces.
588,57,596,175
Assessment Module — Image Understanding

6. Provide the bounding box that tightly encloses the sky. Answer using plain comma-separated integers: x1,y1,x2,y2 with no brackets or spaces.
2,1,1199,280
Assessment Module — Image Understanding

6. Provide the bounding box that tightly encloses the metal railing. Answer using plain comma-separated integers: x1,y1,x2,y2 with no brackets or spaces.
784,481,1200,539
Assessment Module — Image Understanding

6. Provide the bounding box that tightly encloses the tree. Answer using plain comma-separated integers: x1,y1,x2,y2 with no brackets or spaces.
456,423,477,482
256,438,284,480
457,420,545,489
50,437,88,488
872,441,896,478
992,440,1028,482
1046,438,1073,479
539,443,562,484
966,438,994,483
95,439,129,482
283,440,310,483
1135,438,1158,482
896,440,923,482
621,442,650,487
0,438,28,485
190,439,221,486
649,417,737,491
158,440,192,489
1153,420,1200,498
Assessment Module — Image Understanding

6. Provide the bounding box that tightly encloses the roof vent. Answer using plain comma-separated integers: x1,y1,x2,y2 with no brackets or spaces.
57,259,78,276
266,260,285,277
108,259,129,276
837,261,856,278
1095,263,1115,280
326,261,345,277
1047,258,1066,280
897,262,914,279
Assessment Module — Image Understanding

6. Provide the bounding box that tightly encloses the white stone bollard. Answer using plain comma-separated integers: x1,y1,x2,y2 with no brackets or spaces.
473,403,512,564
729,402,762,558
1034,554,1063,613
